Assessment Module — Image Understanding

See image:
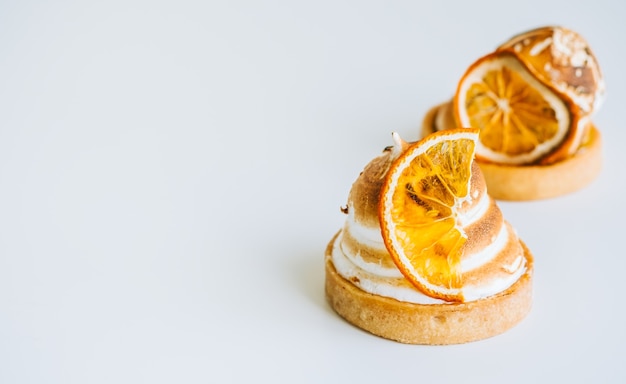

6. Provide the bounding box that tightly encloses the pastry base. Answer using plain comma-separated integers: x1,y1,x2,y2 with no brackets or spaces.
421,103,603,201
325,232,534,345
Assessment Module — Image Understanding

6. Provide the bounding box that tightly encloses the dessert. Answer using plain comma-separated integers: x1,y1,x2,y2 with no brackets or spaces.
325,129,533,344
422,26,604,200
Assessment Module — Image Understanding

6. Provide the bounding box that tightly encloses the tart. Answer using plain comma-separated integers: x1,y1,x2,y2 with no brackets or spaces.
423,26,604,200
325,130,533,344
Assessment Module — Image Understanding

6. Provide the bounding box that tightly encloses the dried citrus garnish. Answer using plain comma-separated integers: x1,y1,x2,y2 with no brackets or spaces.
454,52,573,165
379,129,478,302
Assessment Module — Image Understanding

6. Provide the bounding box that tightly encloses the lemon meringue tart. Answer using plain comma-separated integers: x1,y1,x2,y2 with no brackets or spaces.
422,26,604,201
325,129,533,344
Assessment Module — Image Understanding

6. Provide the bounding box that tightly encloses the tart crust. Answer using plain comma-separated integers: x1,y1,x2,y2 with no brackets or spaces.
325,232,534,345
421,103,603,201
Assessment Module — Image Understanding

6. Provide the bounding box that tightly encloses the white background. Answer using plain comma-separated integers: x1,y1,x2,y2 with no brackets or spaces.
1,1,625,383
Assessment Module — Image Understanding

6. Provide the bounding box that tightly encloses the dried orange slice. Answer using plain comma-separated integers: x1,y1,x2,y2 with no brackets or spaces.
454,51,573,165
379,129,478,302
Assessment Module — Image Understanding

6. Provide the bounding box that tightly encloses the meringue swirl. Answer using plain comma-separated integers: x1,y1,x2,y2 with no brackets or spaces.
332,149,527,304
